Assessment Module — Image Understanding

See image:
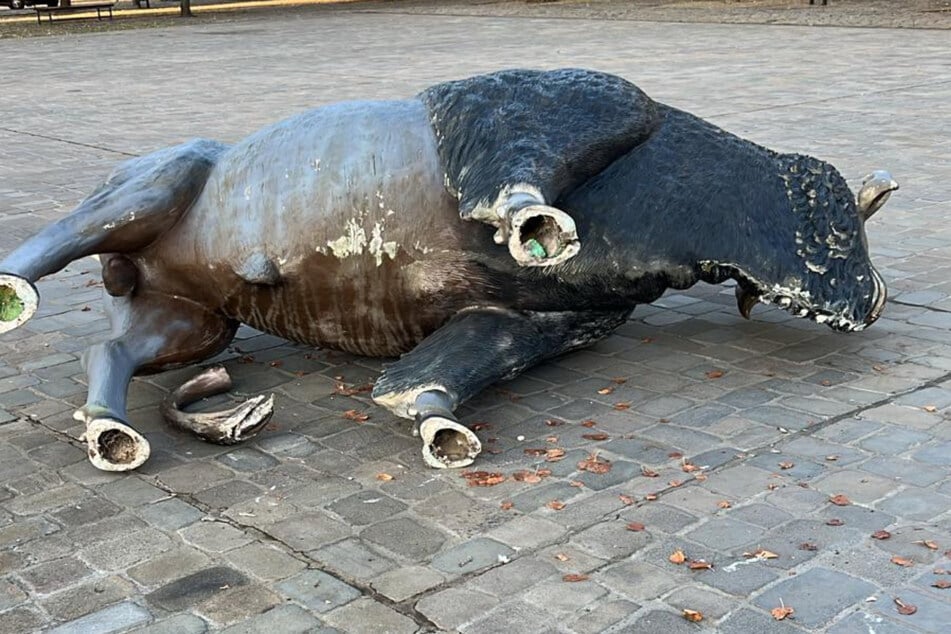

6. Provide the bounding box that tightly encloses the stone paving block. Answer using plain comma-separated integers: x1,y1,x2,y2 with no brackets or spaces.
41,575,138,621
18,556,94,594
630,609,704,634
326,490,408,526
685,517,766,552
754,568,877,629
416,587,499,631
222,542,306,582
195,584,281,627
812,469,899,504
146,566,249,612
431,537,515,575
816,504,896,532
216,447,280,472
310,537,397,580
464,599,555,634
4,482,87,515
523,575,608,614
127,547,213,588
179,520,254,553
827,611,921,634
597,560,680,601
565,598,639,634
132,613,208,634
570,518,653,560
155,462,235,494
218,604,324,634
727,503,794,528
361,516,447,561
876,489,951,522
136,497,204,530
275,570,361,614
619,502,699,534
911,441,951,466
858,426,932,455
0,577,28,611
192,480,264,510
323,597,418,634
467,556,558,598
718,608,807,633
371,565,446,602
484,514,567,550
864,456,948,487
0,607,47,634
703,464,780,498
47,601,151,634
96,477,169,506
666,585,739,621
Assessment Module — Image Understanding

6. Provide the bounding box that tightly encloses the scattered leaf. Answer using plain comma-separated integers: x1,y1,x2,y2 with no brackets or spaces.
512,470,543,484
619,494,635,506
613,401,631,411
545,448,567,462
668,451,684,459
890,556,914,567
342,409,370,422
826,518,845,527
546,436,559,444
871,530,891,540
644,493,659,501
694,474,707,482
705,369,724,379
641,466,660,478
582,432,610,441
771,605,795,621
461,471,506,487
547,499,566,511
829,494,851,506
914,540,939,550
569,480,585,488
820,379,832,386
767,483,780,491
580,420,597,428
545,419,564,427
688,560,713,570
375,473,394,482
799,542,818,551
669,550,686,564
268,360,283,368
872,364,887,372
334,382,374,396
626,522,646,532
682,462,700,473
668,480,683,487
717,500,732,509
682,609,703,623
562,573,589,582
597,387,615,395
611,377,628,384
641,337,654,344
922,405,938,413
523,448,548,457
745,549,779,560
471,422,491,432
554,552,570,562
500,500,514,510
778,461,795,470
825,455,839,461
578,453,612,474
931,579,951,589
894,597,917,616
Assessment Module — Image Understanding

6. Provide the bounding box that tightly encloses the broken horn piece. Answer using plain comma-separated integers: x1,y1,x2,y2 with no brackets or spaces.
161,365,274,445
507,205,581,267
418,415,482,469
735,285,758,320
82,417,151,472
0,273,39,335
857,170,899,220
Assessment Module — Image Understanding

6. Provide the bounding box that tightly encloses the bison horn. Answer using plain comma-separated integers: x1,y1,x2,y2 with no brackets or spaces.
735,285,758,320
857,170,899,220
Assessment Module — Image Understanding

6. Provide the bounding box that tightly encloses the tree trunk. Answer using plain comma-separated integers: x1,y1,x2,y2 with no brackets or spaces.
180,0,192,17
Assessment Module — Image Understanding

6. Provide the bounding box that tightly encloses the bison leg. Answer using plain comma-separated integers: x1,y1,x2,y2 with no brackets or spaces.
76,290,237,471
0,139,226,335
372,308,630,468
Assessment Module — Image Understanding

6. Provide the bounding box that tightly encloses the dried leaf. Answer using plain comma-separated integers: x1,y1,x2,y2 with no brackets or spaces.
641,466,660,478
694,474,707,482
580,420,597,428
922,405,938,413
523,448,548,457
545,419,564,427
799,542,818,551
471,422,491,432
668,451,684,459
641,337,654,344
931,579,951,589
334,382,374,396
546,436,559,444
644,493,659,501
626,522,646,532
619,494,636,506
914,540,939,550
894,597,917,615
375,473,394,482
582,433,610,441
597,386,615,395
688,560,713,570
669,550,686,564
825,455,839,461
611,377,628,384
717,500,732,509
829,494,851,506
746,549,779,560
562,573,589,582
668,480,683,487
578,453,612,474
770,606,794,621
512,470,542,484
682,609,703,623
778,461,795,470
705,369,724,379
568,480,585,488
500,500,514,511
890,556,914,567
681,462,700,473
461,471,505,487
613,401,631,411
554,552,570,562
267,360,283,368
826,518,845,526
546,499,566,511
545,448,567,462
871,530,891,540
767,483,780,491
342,409,370,422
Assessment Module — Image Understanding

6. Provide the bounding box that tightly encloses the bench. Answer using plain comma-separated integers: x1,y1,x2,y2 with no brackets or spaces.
35,2,116,24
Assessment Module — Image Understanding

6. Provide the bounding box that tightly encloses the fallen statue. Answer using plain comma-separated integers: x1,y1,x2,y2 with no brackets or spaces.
0,69,897,472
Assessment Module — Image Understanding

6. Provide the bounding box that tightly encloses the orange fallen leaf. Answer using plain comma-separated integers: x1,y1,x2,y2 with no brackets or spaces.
613,401,631,411
546,448,567,462
914,540,939,550
569,480,585,488
471,422,491,431
545,419,563,427
894,597,917,615
669,550,686,564
705,369,724,379
554,552,570,562
767,483,780,491
500,500,514,510
611,377,628,384
825,455,839,461
597,386,615,395
688,560,713,570
375,473,394,482
681,462,700,473
745,549,779,559
644,493,659,501
562,573,589,582
582,432,610,441
890,556,914,567
771,605,794,621
619,494,635,506
626,522,646,532
668,480,683,487
641,466,660,478
799,542,818,551
268,360,283,368
694,474,707,482
668,451,684,459
778,461,795,470
826,518,845,526
682,609,703,623
580,420,597,428
342,409,370,422
641,337,654,344
334,382,374,396
922,405,938,413
871,530,891,540
512,470,543,484
547,499,567,511
461,471,506,487
932,579,951,589
545,436,559,444
523,448,548,457
829,494,851,506
717,500,732,509
577,453,612,474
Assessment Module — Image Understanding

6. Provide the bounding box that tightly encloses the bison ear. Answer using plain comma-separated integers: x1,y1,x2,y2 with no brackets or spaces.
857,170,899,220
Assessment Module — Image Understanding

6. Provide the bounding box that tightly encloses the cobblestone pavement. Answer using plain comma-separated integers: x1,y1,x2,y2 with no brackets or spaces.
1,6,950,633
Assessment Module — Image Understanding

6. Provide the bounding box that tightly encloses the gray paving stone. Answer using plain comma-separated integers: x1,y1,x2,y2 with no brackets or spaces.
310,537,397,580
371,565,446,602
912,441,951,466
468,556,559,598
146,567,249,612
323,597,418,634
47,601,152,634
416,587,499,631
132,613,208,634
275,570,361,614
859,426,932,454
630,609,703,634
127,547,213,588
222,542,307,582
179,520,254,553
565,599,640,634
812,469,900,504
754,568,877,629
195,584,281,626
597,560,680,600
877,489,951,522
218,605,323,634
727,503,794,528
827,611,922,634
570,518,654,560
216,447,280,472
870,588,951,634
0,607,47,634
41,576,138,622
0,577,27,611
136,497,204,530
431,537,515,575
327,490,408,526
718,608,807,634
361,516,447,561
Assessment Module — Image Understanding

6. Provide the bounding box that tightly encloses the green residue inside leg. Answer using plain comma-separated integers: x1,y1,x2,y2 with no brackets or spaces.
0,285,24,322
525,238,548,259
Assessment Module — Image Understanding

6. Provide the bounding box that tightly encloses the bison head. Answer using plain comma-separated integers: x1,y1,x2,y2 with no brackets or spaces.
702,156,896,332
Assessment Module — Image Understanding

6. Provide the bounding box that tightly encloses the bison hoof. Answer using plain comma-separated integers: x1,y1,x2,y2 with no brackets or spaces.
418,415,482,469
82,417,151,472
0,273,39,335
161,366,274,445
507,205,580,267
